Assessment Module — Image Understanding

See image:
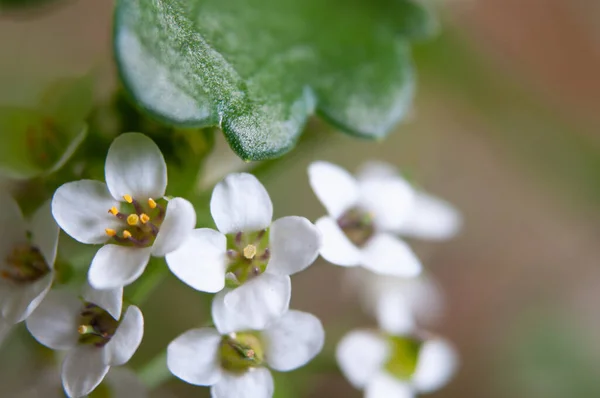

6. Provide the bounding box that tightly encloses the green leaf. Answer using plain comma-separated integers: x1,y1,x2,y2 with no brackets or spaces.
114,0,435,160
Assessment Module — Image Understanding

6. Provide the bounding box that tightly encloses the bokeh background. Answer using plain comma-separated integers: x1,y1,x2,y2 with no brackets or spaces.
2,0,600,397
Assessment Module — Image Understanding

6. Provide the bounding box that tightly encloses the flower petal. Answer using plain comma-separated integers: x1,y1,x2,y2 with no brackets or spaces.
0,194,27,260
210,173,273,234
62,345,110,398
211,367,274,398
263,310,324,372
396,192,462,240
105,132,167,201
365,372,414,398
361,234,421,277
412,338,458,393
26,289,80,350
152,197,196,257
82,285,123,321
267,216,321,276
212,290,255,335
336,330,389,389
88,245,152,289
30,199,60,268
106,367,147,398
375,290,415,335
1,273,53,323
167,328,222,386
356,161,398,180
223,274,291,331
104,305,144,366
51,180,121,244
359,178,415,233
166,228,227,293
308,161,359,218
315,216,361,267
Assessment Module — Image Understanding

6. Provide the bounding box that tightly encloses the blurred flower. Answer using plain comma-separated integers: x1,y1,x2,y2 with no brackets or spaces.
51,133,196,289
166,172,321,329
26,285,143,398
167,291,324,398
0,196,58,325
357,161,462,241
336,329,457,398
308,161,421,277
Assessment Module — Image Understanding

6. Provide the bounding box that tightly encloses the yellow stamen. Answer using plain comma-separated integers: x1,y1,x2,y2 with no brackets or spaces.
122,230,132,239
78,325,93,335
148,198,157,209
243,244,257,259
127,214,140,226
140,213,150,224
105,228,117,237
246,349,255,359
109,207,119,216
123,194,133,203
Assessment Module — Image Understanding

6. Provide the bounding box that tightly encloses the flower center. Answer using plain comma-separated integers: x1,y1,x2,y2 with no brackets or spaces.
77,303,119,347
1,243,50,284
384,335,423,381
337,207,375,247
219,332,264,373
225,229,270,287
105,195,166,248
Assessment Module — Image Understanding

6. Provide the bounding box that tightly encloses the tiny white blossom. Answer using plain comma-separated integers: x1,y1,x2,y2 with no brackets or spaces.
51,133,196,289
166,172,321,329
26,285,144,398
336,329,457,398
0,196,58,325
167,292,324,398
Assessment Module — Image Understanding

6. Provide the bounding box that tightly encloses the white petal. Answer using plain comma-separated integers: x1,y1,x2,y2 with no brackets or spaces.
104,306,144,366
106,367,148,398
0,194,27,259
375,291,415,335
62,345,110,398
361,234,422,277
308,161,359,218
82,285,123,321
210,173,273,234
30,199,59,267
26,289,80,350
211,368,274,398
152,197,196,257
356,161,398,180
365,372,414,398
223,274,291,331
263,310,324,372
51,180,121,244
267,216,321,276
105,132,167,201
359,178,415,232
212,290,255,335
1,273,53,323
166,228,227,293
88,245,152,289
314,216,361,267
336,330,389,389
167,328,222,386
412,338,458,393
396,192,462,240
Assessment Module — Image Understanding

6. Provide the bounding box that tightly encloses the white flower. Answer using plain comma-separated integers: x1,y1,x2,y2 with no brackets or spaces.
167,292,324,398
357,161,462,241
51,133,196,289
0,196,58,325
308,161,421,277
336,329,457,398
26,285,144,398
165,172,321,329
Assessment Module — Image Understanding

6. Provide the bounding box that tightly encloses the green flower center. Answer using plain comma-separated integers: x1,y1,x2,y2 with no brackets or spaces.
384,335,423,381
219,332,264,373
77,303,119,347
337,207,375,247
225,229,270,287
2,243,50,284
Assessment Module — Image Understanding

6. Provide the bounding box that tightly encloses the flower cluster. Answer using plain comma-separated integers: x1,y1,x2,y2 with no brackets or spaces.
0,132,461,398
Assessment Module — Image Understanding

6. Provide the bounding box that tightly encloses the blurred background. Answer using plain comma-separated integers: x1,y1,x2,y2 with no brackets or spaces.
2,0,600,397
